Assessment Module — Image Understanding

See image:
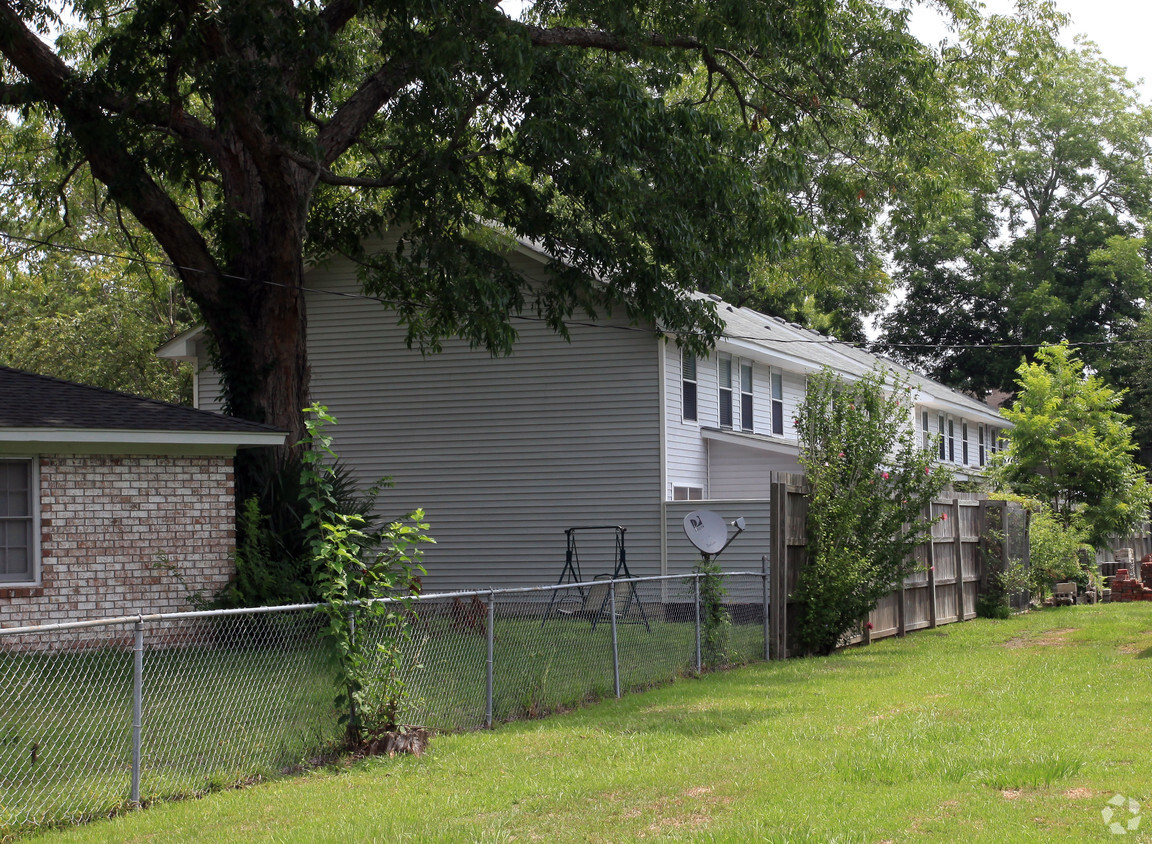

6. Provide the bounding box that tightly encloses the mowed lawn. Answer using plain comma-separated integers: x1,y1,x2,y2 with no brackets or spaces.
30,604,1152,843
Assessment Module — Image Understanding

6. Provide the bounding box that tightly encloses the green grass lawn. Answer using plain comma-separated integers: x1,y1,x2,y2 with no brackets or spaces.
2,603,759,837
22,603,1152,843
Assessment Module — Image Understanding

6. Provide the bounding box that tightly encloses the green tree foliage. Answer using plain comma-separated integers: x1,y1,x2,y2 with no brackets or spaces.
880,2,1152,397
0,116,195,400
995,343,1152,548
794,368,949,656
0,0,951,445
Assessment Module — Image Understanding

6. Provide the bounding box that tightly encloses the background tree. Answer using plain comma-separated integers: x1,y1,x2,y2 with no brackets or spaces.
0,113,194,400
0,0,954,452
880,2,1152,397
793,368,949,656
995,343,1151,548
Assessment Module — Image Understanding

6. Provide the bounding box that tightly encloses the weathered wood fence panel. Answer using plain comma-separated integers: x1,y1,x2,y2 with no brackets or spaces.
768,474,1016,658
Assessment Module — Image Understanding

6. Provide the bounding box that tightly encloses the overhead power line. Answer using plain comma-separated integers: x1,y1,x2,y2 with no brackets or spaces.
4,229,1152,352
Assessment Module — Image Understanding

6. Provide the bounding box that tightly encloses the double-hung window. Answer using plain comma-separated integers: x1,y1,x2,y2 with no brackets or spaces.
682,350,698,423
718,356,733,428
979,424,986,467
0,459,35,583
770,370,784,435
740,362,754,432
962,421,969,466
922,410,931,451
938,415,946,460
948,419,955,462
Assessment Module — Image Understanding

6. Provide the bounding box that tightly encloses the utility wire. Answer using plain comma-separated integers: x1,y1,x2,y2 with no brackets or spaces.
4,229,1152,352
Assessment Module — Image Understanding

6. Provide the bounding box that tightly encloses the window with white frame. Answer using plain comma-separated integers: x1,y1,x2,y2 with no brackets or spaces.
922,410,931,451
672,484,703,501
948,418,955,462
770,370,784,435
962,421,969,466
938,414,946,460
0,459,35,583
979,424,986,467
718,355,733,429
682,350,698,422
740,362,754,432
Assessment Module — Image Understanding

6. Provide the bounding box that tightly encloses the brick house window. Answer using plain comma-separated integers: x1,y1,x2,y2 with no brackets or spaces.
0,459,35,583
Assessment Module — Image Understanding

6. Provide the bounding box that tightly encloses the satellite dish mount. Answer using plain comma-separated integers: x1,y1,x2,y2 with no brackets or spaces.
683,510,746,563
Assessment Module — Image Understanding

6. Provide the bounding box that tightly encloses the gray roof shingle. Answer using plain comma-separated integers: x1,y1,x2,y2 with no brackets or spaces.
0,366,284,436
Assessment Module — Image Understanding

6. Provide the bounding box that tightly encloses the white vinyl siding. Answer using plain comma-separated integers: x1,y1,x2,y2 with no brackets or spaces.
303,251,663,591
707,441,801,499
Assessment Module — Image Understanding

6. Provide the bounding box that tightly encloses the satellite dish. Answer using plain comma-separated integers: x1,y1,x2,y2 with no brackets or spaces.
684,510,728,555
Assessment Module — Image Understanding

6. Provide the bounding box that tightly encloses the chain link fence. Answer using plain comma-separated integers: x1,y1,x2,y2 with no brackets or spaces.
1,570,766,835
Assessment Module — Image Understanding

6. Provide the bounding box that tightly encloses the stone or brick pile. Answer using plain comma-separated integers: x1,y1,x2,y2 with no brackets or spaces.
1109,561,1152,602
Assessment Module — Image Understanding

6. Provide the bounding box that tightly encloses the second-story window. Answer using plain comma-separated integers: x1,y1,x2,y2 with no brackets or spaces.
938,414,946,460
962,421,969,465
922,410,931,451
682,350,697,422
740,362,754,432
771,370,784,435
979,424,986,467
948,419,955,462
718,356,733,428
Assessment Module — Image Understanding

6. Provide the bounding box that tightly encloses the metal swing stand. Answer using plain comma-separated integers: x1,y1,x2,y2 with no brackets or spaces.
541,526,650,631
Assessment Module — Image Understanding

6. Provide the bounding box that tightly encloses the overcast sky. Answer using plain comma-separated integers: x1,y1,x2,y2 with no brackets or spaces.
910,0,1152,100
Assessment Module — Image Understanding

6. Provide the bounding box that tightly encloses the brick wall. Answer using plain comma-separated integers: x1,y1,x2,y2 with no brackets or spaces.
0,454,236,628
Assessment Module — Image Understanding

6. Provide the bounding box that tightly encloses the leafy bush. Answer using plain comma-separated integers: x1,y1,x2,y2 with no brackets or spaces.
301,405,432,745
217,452,376,608
1028,507,1091,600
793,368,950,655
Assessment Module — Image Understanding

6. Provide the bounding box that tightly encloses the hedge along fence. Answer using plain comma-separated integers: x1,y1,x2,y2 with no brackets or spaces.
767,472,1027,658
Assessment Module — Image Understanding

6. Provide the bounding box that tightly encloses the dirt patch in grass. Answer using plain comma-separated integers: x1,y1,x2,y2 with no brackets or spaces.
1064,787,1097,800
1001,788,1022,800
1004,628,1078,649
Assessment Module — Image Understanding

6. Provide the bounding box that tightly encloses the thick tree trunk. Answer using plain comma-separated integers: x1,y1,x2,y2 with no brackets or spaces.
190,144,318,454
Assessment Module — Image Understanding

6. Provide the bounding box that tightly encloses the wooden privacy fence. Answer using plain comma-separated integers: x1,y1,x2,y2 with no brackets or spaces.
768,472,1020,659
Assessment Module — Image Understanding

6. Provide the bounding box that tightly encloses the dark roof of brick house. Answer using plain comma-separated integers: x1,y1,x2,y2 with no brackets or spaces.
0,365,284,436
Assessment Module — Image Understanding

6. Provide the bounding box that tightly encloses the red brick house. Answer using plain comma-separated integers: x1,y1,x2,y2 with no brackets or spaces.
0,367,284,627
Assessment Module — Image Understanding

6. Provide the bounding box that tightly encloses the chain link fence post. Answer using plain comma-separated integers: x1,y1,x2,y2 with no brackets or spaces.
762,554,771,662
131,617,144,807
694,574,702,674
609,580,621,699
486,590,495,729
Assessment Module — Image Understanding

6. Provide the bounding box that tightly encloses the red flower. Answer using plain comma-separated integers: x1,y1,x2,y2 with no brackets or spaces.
882,472,889,480
864,621,873,630
941,513,948,521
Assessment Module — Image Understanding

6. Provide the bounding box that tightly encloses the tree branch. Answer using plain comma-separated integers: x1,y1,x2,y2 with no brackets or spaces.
316,55,416,167
0,0,223,301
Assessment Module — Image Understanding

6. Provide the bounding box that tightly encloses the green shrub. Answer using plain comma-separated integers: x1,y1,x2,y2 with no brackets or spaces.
793,368,950,655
